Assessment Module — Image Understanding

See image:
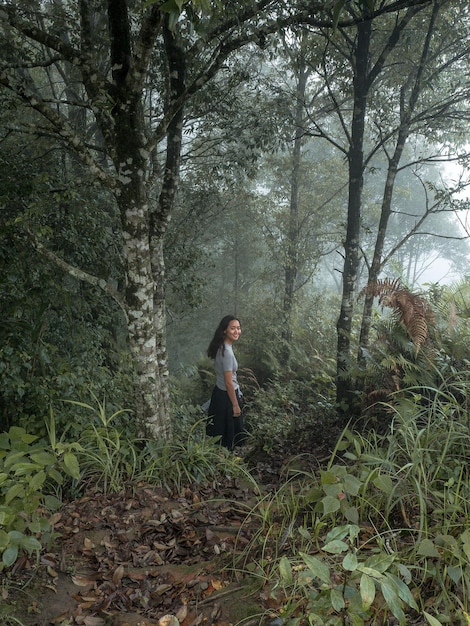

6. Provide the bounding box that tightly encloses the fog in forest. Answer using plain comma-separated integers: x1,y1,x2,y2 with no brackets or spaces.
2,0,470,432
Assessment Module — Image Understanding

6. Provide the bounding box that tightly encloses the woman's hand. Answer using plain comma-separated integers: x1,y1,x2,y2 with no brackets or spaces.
232,403,241,417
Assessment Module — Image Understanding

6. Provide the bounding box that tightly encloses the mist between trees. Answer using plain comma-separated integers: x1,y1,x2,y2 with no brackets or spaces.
1,0,470,438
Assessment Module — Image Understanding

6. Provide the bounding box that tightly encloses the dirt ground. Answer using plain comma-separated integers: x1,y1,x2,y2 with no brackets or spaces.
4,449,305,626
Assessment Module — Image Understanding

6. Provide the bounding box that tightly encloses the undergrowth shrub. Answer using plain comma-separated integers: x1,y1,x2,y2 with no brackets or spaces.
276,525,419,626
0,425,80,571
236,379,470,625
63,396,258,495
245,376,337,455
137,419,259,493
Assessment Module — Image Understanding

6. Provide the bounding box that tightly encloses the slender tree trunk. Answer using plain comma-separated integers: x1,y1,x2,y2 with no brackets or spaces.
336,19,371,414
358,140,405,358
282,53,310,358
358,0,439,360
147,20,187,438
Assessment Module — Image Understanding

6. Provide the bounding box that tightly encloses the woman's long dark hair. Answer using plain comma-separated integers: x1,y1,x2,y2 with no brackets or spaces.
207,315,240,359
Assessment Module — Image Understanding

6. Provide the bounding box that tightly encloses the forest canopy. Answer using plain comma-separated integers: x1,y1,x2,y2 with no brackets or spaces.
1,0,470,435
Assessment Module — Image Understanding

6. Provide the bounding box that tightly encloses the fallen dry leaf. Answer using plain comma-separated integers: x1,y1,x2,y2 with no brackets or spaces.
158,614,180,626
72,574,97,587
112,564,125,585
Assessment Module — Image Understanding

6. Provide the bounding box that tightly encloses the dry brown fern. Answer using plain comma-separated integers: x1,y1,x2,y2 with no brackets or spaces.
359,279,434,355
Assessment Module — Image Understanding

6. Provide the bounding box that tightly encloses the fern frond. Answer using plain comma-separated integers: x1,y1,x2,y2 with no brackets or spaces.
359,277,401,300
361,279,434,355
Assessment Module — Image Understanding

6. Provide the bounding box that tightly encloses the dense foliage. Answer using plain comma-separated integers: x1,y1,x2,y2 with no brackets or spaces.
2,1,470,623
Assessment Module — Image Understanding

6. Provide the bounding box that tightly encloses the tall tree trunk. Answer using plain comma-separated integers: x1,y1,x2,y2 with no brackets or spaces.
107,0,172,437
358,133,406,359
336,19,371,414
282,54,310,358
358,0,439,360
149,20,187,438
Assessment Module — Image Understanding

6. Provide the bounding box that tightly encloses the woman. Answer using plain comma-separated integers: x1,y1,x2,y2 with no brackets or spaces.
206,315,245,450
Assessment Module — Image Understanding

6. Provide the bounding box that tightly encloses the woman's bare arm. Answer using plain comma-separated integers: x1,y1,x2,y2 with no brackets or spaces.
224,371,241,416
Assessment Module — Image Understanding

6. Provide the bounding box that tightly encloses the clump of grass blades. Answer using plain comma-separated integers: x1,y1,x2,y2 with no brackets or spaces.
349,385,470,538
65,396,137,494
137,419,259,493
232,387,470,626
327,385,470,623
232,472,319,577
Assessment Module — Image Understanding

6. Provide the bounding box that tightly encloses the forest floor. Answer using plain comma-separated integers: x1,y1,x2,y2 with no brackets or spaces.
4,440,333,626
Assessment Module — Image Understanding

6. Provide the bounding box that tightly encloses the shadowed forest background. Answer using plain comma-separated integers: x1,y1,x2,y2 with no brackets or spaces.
3,1,470,625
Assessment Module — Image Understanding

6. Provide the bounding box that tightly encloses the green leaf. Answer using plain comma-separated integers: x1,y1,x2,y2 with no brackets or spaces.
322,495,340,514
360,573,375,609
305,486,323,503
0,509,14,527
47,467,64,485
5,483,24,504
30,451,56,466
342,552,358,571
372,474,394,494
325,525,351,542
380,579,405,625
447,565,462,585
364,553,395,573
298,526,312,540
323,483,342,498
30,470,46,491
12,462,43,476
0,530,9,549
20,433,38,444
279,556,293,585
385,573,418,610
300,552,331,585
330,588,345,612
423,612,444,626
320,470,338,485
2,545,19,567
43,495,62,511
344,505,359,524
63,451,80,479
21,535,42,553
8,531,24,543
323,540,348,554
462,537,470,561
8,427,26,439
29,518,50,534
343,474,362,496
417,538,440,557
356,565,385,580
396,562,412,584
4,451,27,468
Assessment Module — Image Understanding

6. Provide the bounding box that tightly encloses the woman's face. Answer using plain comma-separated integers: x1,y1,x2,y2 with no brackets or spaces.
224,319,241,344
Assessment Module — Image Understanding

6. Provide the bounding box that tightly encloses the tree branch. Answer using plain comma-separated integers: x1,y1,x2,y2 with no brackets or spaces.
28,231,128,321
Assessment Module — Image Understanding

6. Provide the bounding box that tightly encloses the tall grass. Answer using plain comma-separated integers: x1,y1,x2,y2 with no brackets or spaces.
61,397,258,495
232,381,470,625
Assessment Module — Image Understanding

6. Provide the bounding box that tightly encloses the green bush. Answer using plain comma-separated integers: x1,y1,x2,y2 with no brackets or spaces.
276,524,418,626
245,376,337,455
0,426,80,571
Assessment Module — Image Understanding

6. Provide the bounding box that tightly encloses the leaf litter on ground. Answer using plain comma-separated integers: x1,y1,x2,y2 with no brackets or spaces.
6,476,267,626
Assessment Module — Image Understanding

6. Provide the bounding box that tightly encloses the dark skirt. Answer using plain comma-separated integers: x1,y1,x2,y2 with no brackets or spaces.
206,386,245,450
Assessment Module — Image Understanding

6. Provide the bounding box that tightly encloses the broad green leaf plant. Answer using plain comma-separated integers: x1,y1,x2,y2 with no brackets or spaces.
0,426,80,571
